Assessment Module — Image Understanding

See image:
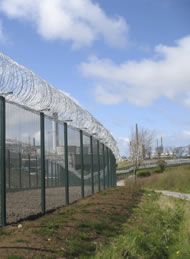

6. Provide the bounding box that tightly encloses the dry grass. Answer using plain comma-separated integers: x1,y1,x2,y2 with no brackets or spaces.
125,165,190,194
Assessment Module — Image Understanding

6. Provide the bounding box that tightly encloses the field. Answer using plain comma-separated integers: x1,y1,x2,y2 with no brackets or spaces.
0,165,189,258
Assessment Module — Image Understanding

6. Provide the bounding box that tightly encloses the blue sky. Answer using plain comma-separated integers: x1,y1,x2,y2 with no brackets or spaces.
0,0,190,155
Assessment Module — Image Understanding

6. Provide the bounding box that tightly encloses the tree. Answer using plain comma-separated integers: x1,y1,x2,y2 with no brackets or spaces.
129,124,154,177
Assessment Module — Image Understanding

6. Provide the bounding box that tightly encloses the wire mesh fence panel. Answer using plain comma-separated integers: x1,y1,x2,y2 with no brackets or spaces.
45,118,65,211
83,134,91,198
68,127,81,203
99,143,104,190
93,139,99,193
6,102,41,224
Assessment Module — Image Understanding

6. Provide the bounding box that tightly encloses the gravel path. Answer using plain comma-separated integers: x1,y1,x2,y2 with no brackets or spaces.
6,185,92,224
155,190,190,201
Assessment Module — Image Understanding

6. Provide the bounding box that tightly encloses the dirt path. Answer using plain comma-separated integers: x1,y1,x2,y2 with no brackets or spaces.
117,179,125,186
155,190,190,201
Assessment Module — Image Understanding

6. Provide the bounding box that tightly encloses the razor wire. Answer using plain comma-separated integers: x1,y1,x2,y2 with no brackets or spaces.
0,53,120,160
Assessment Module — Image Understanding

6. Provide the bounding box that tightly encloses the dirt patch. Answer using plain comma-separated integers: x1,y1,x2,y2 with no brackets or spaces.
6,186,92,223
0,186,142,258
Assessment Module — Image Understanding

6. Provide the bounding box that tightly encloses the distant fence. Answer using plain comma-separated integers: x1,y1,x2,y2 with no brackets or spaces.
0,97,116,226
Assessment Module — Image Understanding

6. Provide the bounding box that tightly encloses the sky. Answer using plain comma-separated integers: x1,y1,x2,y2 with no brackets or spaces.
0,0,190,156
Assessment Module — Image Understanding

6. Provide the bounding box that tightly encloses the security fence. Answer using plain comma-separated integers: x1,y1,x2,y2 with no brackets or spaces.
0,97,116,226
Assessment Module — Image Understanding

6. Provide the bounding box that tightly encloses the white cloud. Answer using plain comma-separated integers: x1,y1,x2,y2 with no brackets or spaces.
0,20,6,42
0,0,128,48
80,35,190,106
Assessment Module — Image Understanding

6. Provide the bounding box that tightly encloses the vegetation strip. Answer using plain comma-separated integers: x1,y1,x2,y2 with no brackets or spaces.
0,186,142,258
0,165,189,258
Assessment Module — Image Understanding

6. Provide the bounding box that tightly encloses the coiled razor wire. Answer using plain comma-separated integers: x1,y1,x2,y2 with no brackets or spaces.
0,53,120,160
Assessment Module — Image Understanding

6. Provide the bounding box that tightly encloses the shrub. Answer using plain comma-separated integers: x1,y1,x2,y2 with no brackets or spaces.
136,169,151,177
156,160,167,172
152,167,162,174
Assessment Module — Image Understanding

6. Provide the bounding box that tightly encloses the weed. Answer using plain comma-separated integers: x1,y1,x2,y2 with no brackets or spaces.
0,229,10,236
15,239,29,243
34,225,58,236
66,234,96,256
58,208,75,216
7,256,23,259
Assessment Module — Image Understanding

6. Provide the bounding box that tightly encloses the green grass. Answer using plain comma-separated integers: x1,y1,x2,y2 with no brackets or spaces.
78,221,119,237
0,229,10,236
93,191,185,259
93,165,190,259
65,234,96,257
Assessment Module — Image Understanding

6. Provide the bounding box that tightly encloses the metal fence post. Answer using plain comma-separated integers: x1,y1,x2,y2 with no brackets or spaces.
0,96,6,226
40,112,45,214
90,136,94,194
46,160,49,187
109,150,113,187
80,130,84,198
28,154,31,188
102,144,105,189
64,122,69,205
111,152,113,187
8,150,10,189
106,147,109,187
97,140,100,192
114,156,116,186
51,161,53,187
19,152,22,189
36,156,38,187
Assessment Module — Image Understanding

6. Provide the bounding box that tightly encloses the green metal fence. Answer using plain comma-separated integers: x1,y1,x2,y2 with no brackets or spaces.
0,99,116,226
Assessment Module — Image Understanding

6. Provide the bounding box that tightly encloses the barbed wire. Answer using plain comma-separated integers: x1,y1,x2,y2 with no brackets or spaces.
0,53,120,160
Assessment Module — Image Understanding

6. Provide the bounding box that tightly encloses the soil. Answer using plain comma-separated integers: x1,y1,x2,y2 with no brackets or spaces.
0,186,142,259
6,186,92,224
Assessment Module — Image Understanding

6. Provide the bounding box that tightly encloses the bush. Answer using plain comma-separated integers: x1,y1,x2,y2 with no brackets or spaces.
156,160,167,172
152,167,162,174
136,169,151,177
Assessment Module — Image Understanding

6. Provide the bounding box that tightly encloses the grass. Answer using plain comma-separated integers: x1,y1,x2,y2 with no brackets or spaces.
93,165,190,258
139,165,190,193
7,256,23,259
0,165,189,258
117,160,132,170
0,229,10,236
94,191,187,259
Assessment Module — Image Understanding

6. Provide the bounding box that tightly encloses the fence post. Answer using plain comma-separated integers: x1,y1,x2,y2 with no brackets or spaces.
80,130,84,198
109,150,113,187
102,144,105,189
46,160,49,187
64,122,69,205
110,150,113,187
36,156,38,187
114,156,116,186
97,140,100,192
0,96,6,226
106,147,109,187
8,150,10,189
90,136,94,194
28,154,31,188
19,152,22,189
40,112,45,215
109,151,112,187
